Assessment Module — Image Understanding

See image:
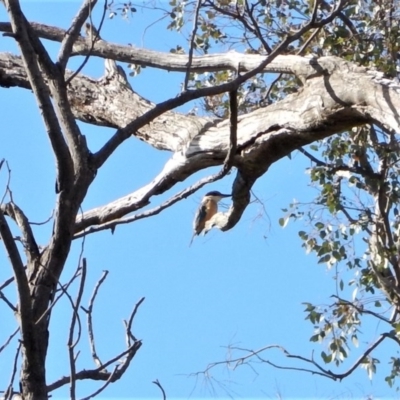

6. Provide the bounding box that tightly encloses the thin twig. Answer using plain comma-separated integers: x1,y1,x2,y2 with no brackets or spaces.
4,342,21,400
222,89,238,172
184,0,202,90
0,207,33,348
35,261,83,325
0,289,16,312
79,366,118,400
244,0,271,53
68,258,87,400
65,0,108,85
0,328,19,354
83,270,109,368
1,201,40,261
74,170,229,238
47,341,142,392
125,296,145,346
331,295,392,324
57,0,98,71
152,379,167,400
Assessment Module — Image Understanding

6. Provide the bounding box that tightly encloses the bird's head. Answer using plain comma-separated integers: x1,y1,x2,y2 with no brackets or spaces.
203,191,231,203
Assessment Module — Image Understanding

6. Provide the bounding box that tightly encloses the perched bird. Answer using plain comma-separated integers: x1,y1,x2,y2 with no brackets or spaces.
189,191,231,246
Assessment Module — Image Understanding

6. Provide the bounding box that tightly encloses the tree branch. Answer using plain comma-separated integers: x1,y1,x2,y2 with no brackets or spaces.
3,1,74,192
82,270,109,368
47,340,142,392
57,0,98,71
68,258,86,400
0,208,33,349
152,379,167,400
0,328,19,354
0,202,40,263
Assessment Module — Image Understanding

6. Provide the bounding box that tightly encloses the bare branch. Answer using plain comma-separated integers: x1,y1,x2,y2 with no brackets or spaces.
331,295,392,324
0,328,19,354
0,208,33,343
223,89,238,171
47,340,142,392
83,270,109,368
194,333,391,384
35,261,84,325
0,202,40,262
125,297,145,347
3,0,74,192
184,0,202,90
0,289,17,312
65,1,108,85
57,0,98,71
152,379,167,400
68,258,87,400
74,168,231,238
79,366,118,400
243,0,272,53
4,342,21,400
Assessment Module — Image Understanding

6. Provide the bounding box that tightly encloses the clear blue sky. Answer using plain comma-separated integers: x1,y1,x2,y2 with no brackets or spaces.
0,2,397,399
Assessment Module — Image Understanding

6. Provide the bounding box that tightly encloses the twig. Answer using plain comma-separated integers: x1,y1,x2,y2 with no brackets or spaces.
244,0,272,53
193,333,390,383
184,0,202,90
222,89,238,172
0,207,33,350
124,297,145,346
83,270,109,368
0,160,12,206
1,202,40,261
79,366,118,400
4,342,21,400
0,289,16,312
331,295,392,324
65,0,108,85
74,166,231,238
68,258,87,400
152,379,167,400
0,328,19,354
47,341,142,392
35,261,83,325
58,0,98,71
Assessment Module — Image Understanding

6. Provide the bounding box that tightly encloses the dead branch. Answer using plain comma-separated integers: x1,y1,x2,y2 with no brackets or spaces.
0,290,16,312
152,379,167,400
57,0,98,71
0,207,33,358
65,1,108,85
79,366,118,400
68,258,87,400
4,341,21,400
82,270,109,368
193,334,392,383
47,340,142,392
0,328,19,354
0,202,40,262
124,297,145,347
184,0,202,90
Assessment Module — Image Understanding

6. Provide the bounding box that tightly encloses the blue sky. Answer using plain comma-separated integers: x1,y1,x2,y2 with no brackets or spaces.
0,1,398,399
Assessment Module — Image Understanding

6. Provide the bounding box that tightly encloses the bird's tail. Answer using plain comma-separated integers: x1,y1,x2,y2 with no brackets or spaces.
189,233,196,247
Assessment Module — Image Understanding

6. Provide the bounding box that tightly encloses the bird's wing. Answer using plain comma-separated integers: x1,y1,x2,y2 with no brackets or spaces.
193,203,207,234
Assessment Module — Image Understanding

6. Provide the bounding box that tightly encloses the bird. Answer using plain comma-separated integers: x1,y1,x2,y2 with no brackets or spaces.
189,191,231,246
